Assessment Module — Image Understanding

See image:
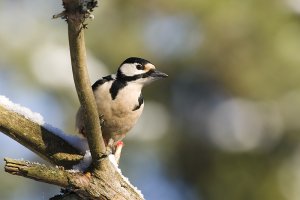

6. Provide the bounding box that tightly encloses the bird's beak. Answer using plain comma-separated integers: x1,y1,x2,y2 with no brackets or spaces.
150,69,168,79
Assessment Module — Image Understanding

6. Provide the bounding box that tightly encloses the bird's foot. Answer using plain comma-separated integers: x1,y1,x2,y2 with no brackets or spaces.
104,139,124,164
114,141,124,164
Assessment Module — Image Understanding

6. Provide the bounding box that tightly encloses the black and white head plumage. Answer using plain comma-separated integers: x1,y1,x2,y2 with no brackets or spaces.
117,57,152,77
92,57,168,100
116,57,168,84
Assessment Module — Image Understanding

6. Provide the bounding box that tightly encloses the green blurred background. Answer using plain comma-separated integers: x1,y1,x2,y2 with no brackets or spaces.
1,0,300,199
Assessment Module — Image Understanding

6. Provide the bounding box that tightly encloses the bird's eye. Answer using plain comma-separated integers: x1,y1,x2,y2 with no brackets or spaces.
136,64,144,70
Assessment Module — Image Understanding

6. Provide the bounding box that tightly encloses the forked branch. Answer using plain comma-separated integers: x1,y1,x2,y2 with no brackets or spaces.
0,0,145,199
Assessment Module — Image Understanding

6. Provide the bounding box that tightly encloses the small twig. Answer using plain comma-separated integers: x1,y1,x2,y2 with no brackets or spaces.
52,11,66,19
4,158,75,187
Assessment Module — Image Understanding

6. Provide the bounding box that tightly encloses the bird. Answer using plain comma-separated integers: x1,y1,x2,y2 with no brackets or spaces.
75,57,168,150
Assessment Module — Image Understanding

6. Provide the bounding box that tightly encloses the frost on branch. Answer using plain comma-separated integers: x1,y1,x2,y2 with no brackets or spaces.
0,95,44,125
0,95,88,153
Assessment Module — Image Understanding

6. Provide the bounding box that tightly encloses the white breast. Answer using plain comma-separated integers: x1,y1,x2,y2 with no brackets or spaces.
93,81,144,142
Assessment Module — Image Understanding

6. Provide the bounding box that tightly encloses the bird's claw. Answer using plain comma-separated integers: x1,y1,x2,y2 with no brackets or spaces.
103,139,124,164
99,114,105,126
105,138,114,155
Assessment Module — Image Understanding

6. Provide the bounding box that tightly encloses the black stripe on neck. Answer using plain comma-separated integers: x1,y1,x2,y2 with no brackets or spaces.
132,93,144,111
109,69,154,101
109,79,127,100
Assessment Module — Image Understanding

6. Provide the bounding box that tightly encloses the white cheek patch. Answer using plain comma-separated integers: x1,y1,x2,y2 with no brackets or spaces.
120,63,144,76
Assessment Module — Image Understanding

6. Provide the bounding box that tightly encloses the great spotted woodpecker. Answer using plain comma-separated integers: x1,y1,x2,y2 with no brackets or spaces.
75,57,168,150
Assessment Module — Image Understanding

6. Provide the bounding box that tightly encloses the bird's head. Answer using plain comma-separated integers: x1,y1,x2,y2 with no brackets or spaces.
116,57,168,85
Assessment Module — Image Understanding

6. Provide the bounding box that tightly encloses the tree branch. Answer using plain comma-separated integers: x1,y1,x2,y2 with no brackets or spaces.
0,105,83,168
64,0,106,168
4,158,73,187
4,157,144,200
